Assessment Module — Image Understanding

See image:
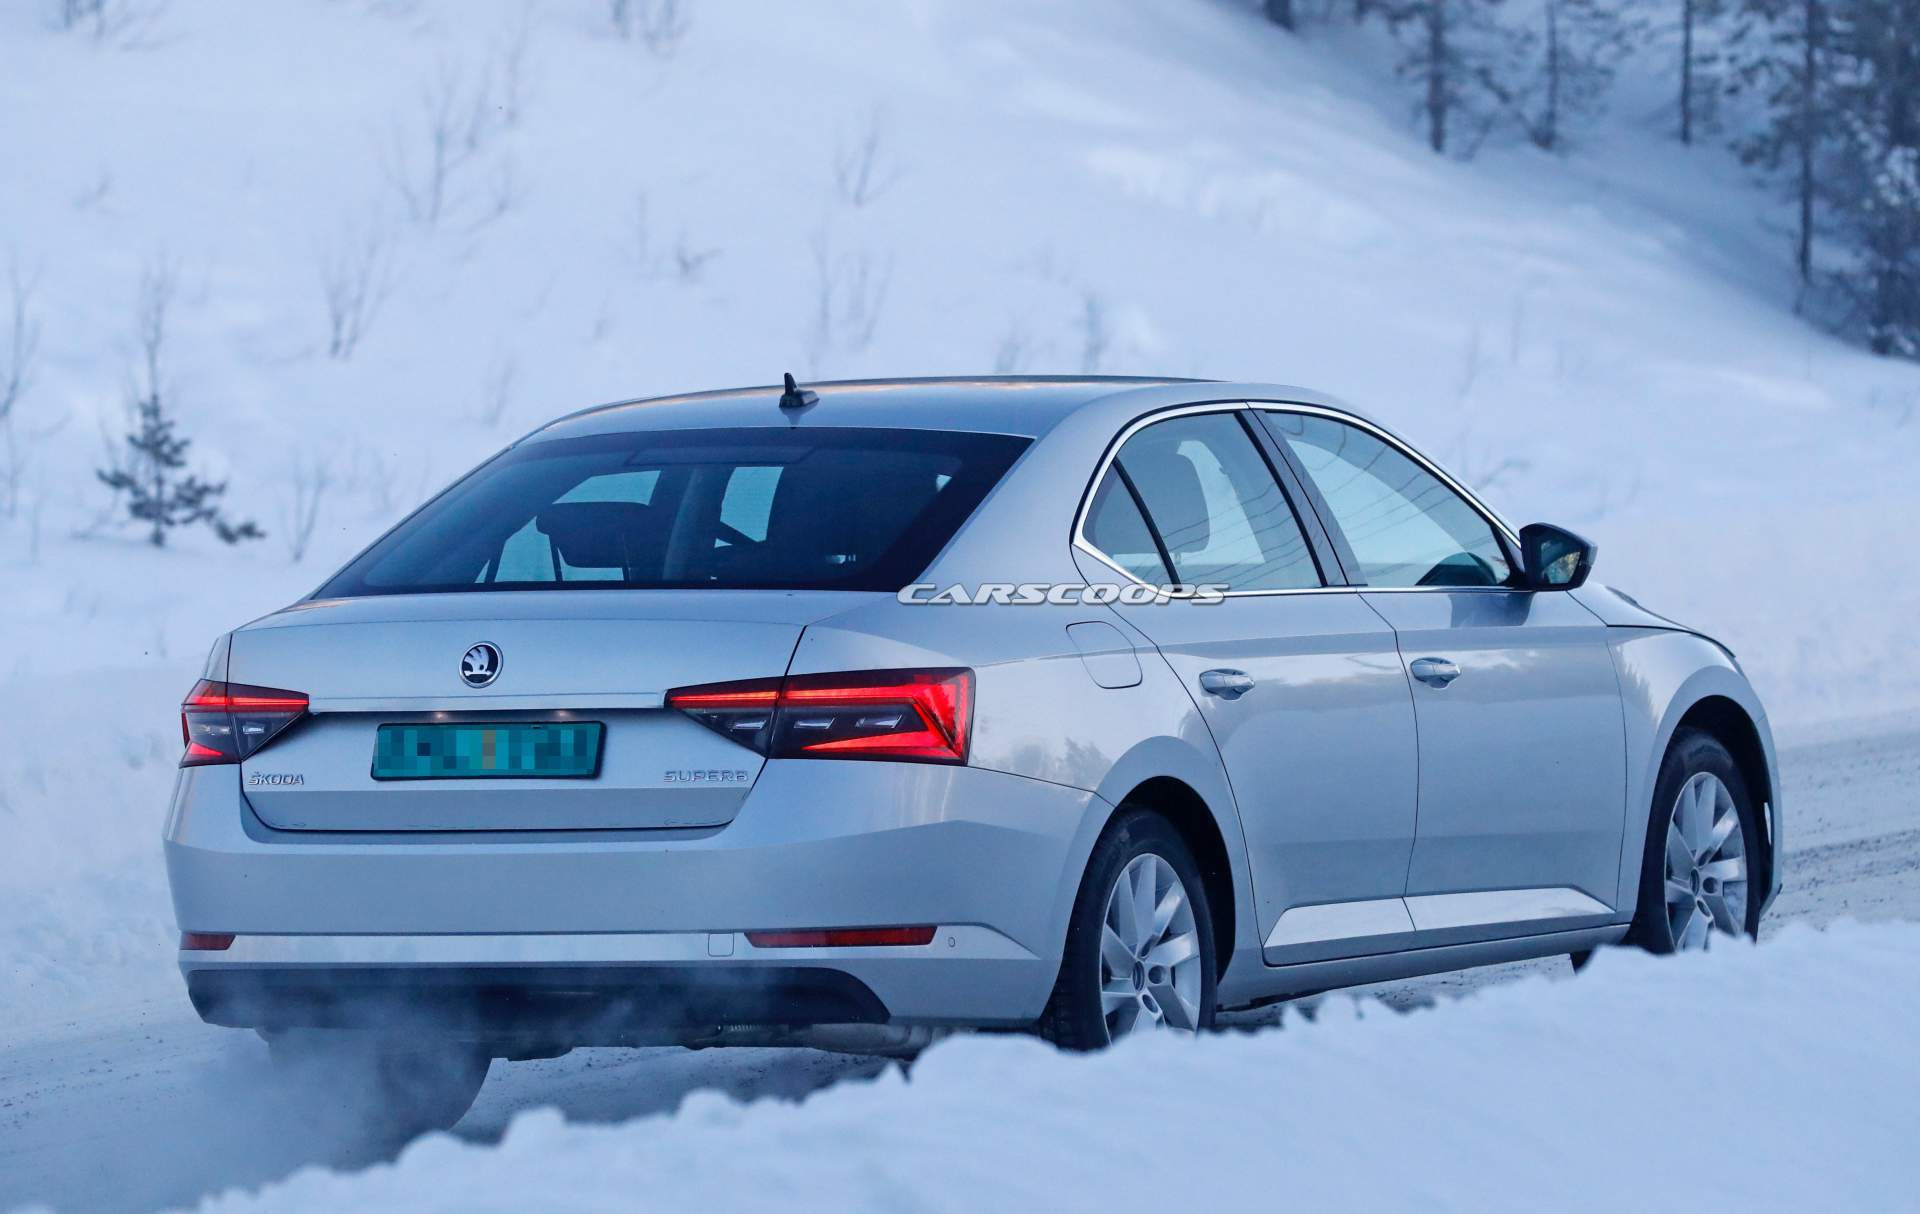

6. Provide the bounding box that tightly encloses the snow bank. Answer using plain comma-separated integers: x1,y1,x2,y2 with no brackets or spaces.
186,921,1916,1214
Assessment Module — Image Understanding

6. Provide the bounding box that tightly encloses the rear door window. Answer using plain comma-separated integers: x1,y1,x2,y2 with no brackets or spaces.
1094,411,1322,592
320,427,1030,596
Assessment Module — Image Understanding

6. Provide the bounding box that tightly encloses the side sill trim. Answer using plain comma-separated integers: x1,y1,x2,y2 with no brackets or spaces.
1265,887,1614,953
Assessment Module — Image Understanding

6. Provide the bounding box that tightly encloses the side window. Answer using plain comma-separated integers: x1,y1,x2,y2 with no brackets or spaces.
557,470,659,506
487,469,663,583
1099,412,1321,592
718,465,780,544
1083,471,1171,585
1266,412,1513,589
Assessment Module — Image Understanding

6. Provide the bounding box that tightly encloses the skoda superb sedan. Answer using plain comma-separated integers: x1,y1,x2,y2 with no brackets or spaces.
165,376,1779,1132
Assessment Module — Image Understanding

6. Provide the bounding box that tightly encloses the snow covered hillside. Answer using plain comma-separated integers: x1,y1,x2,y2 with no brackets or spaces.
163,921,1920,1213
0,0,1916,1060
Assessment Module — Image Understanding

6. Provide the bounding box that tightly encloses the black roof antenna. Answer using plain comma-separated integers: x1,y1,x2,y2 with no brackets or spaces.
778,372,819,410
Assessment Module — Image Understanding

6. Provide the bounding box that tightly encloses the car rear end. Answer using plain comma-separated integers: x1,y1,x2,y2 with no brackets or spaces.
163,418,1096,1050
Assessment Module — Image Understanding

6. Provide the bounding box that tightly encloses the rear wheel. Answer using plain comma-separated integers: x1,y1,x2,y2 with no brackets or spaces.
1039,809,1217,1050
266,1031,490,1143
1630,730,1759,953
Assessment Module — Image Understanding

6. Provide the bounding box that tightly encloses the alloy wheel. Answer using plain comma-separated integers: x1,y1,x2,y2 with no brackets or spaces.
1099,853,1203,1041
1663,771,1749,950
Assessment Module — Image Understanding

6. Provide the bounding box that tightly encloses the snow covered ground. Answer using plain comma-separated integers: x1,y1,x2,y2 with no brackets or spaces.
159,920,1920,1213
2,1,1919,1211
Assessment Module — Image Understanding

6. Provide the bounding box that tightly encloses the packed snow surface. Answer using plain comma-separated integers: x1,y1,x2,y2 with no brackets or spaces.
159,921,1912,1214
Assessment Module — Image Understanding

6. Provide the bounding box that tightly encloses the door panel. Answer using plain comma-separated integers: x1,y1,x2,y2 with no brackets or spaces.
1109,595,1421,960
1071,406,1418,963
1259,406,1630,940
1361,589,1628,915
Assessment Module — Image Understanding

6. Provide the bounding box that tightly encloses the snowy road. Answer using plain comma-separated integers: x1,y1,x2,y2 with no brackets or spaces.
3,713,1915,1214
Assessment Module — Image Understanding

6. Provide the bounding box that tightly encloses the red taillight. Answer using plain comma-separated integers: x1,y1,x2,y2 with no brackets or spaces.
179,931,235,951
666,668,973,765
661,678,783,710
745,926,937,949
179,679,309,768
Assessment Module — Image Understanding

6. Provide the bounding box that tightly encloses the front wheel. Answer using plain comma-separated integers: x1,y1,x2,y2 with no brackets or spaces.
1039,809,1217,1051
1630,730,1759,953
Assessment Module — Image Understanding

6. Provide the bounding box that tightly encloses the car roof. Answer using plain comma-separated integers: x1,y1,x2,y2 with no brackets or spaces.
526,375,1378,443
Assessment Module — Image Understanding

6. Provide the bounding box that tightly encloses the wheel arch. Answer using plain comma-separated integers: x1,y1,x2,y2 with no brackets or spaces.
1669,694,1776,910
1110,775,1237,980
1608,628,1781,917
1071,734,1256,985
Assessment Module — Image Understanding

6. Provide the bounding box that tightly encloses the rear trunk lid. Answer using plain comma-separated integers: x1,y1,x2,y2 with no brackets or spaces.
229,590,877,831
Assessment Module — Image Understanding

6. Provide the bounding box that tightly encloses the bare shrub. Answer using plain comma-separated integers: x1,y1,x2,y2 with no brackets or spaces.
625,193,718,283
833,107,902,208
480,353,517,427
495,3,536,128
672,235,720,283
474,157,527,230
610,0,690,56
992,321,1036,374
319,218,395,360
278,449,334,563
57,0,106,30
806,232,893,366
0,258,40,426
382,61,502,227
56,0,160,44
1078,292,1110,373
624,192,656,272
71,171,113,211
344,442,404,519
1,257,48,519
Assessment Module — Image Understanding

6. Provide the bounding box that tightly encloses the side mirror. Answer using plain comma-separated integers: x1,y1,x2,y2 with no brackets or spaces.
1519,522,1596,590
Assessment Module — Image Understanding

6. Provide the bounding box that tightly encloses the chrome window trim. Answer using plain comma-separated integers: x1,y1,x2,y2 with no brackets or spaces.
1071,400,1524,600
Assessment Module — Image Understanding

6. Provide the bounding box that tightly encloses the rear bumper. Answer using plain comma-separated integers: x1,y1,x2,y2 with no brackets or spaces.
165,759,1107,1031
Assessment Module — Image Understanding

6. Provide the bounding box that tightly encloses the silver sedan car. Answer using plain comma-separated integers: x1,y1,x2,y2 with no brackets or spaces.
164,376,1780,1132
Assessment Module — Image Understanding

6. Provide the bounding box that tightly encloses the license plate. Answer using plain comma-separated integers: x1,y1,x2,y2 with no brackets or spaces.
372,722,604,780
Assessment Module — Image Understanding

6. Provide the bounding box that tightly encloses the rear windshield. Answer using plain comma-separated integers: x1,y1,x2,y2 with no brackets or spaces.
317,427,1031,596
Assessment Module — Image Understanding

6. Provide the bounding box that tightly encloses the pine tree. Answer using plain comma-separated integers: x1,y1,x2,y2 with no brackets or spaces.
1384,0,1534,154
1730,0,1832,284
1524,0,1643,150
1671,0,1744,143
1823,0,1920,354
97,392,263,548
1679,0,1709,141
96,263,263,547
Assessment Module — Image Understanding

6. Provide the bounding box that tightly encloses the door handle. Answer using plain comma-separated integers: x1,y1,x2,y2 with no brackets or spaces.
1409,657,1461,688
1198,669,1255,699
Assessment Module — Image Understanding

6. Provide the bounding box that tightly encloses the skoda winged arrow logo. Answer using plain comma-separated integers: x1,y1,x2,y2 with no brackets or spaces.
460,642,502,688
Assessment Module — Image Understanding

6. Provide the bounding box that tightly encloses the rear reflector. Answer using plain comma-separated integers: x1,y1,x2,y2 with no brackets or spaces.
667,669,972,764
179,932,235,951
180,680,309,768
745,926,937,949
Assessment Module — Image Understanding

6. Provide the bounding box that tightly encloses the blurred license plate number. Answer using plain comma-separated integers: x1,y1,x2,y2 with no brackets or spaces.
372,722,603,780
